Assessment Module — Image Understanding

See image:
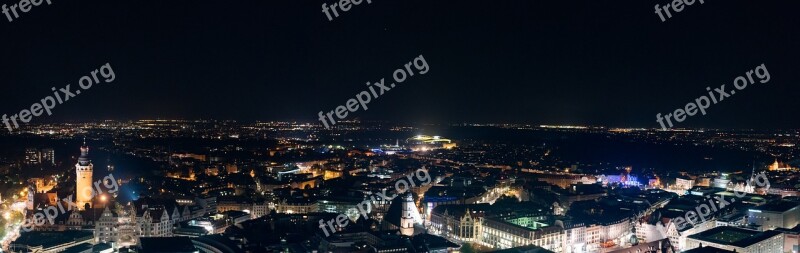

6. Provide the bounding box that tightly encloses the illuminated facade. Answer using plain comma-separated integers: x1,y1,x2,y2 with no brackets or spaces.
407,135,457,151
675,178,694,191
769,159,795,171
276,199,318,214
75,145,94,210
430,205,562,252
481,216,563,252
96,205,140,247
400,192,422,236
138,209,173,237
748,200,800,231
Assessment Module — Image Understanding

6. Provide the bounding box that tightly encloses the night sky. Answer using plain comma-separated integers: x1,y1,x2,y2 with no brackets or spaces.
1,0,798,129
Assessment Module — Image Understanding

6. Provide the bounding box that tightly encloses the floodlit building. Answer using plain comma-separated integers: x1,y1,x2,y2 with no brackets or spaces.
747,200,800,230
41,148,55,166
428,203,562,252
407,135,457,150
675,178,695,191
95,205,140,247
775,225,800,253
75,144,94,210
481,215,563,252
276,198,319,214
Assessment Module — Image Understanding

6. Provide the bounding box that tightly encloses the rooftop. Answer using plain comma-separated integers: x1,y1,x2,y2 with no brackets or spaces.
487,245,555,253
751,200,800,213
688,226,782,248
61,242,93,253
139,237,198,253
13,231,93,249
683,246,736,253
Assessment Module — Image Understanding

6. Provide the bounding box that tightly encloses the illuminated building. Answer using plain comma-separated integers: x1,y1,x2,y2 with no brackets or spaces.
383,192,424,235
317,197,364,221
171,153,207,162
24,148,55,166
407,135,457,151
323,169,343,180
748,200,800,231
695,177,711,187
776,225,800,253
96,205,140,247
205,166,219,176
429,205,486,242
225,164,239,174
75,144,94,210
400,192,422,236
766,186,800,198
276,198,318,214
408,135,452,145
675,178,694,191
138,208,173,237
24,148,40,165
602,174,642,187
216,197,251,213
250,200,270,219
429,204,562,252
713,174,731,189
481,214,563,251
41,148,55,166
769,159,795,171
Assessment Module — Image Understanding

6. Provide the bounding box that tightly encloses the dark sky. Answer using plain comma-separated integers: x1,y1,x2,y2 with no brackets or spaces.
1,0,798,129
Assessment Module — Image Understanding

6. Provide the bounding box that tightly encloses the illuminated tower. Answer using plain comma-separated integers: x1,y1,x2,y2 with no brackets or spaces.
26,183,36,210
399,192,421,236
75,143,93,210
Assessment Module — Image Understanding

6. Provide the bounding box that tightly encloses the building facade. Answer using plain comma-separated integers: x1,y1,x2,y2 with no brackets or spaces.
75,145,94,210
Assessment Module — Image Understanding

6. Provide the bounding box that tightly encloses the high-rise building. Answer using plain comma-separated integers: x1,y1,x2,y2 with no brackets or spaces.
24,148,40,165
76,144,94,210
24,148,55,166
40,148,55,166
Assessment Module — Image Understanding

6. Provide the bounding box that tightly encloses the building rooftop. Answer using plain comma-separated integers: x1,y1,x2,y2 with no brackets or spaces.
750,200,800,213
13,231,93,249
487,244,555,253
61,242,93,253
93,243,113,253
139,237,198,253
192,235,245,253
683,246,736,253
775,224,800,234
688,226,783,248
410,234,459,252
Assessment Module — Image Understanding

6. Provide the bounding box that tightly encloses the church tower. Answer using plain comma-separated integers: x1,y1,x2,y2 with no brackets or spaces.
399,192,421,236
75,142,93,210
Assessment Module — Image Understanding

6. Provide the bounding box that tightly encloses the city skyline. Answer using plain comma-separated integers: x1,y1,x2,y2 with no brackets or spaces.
3,1,800,253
